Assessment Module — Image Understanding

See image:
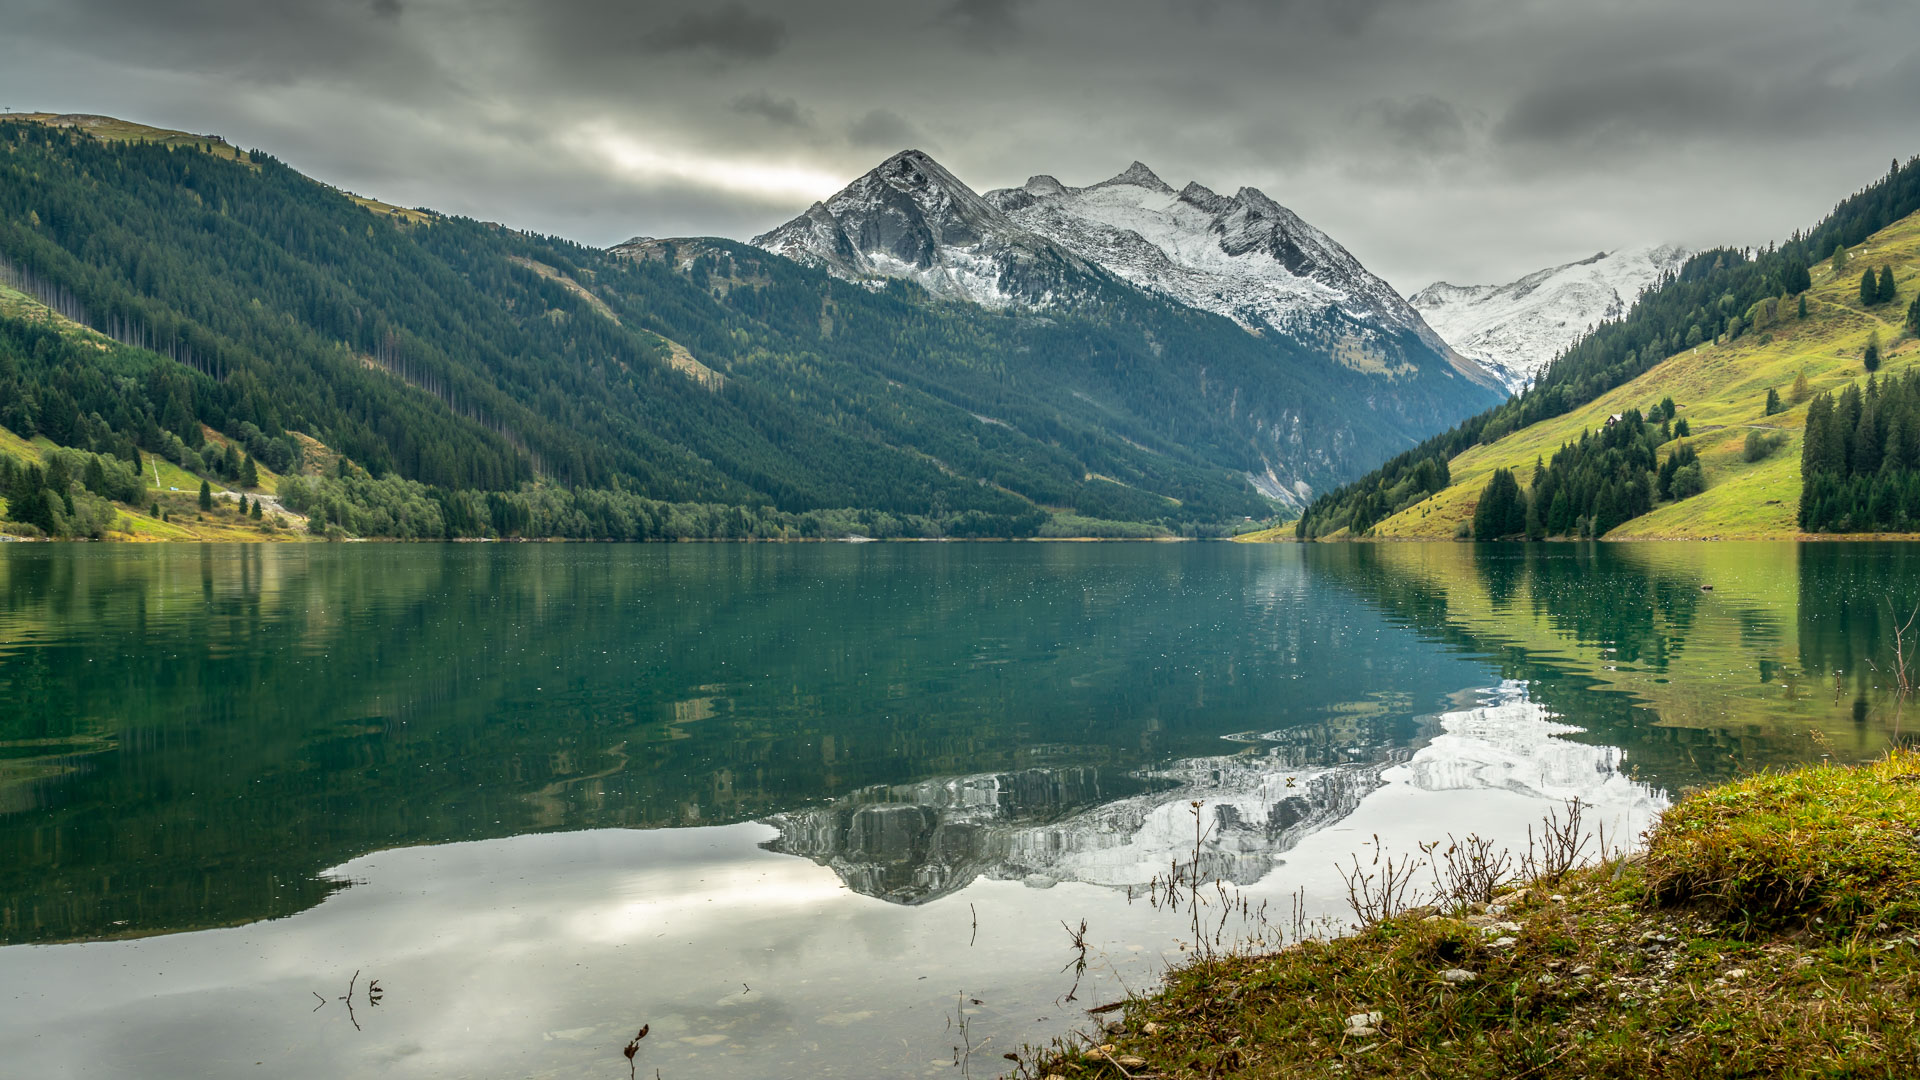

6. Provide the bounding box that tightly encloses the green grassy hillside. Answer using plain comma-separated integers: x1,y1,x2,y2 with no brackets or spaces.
1361,211,1920,539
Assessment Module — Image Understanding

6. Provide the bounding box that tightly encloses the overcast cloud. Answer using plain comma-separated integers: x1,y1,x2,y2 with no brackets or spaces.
1,0,1917,290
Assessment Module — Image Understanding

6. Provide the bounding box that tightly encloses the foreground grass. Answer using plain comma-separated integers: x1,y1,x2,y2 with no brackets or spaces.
1030,752,1920,1079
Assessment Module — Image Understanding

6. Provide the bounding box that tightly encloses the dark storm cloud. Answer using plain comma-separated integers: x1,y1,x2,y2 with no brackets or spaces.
644,4,790,60
3,0,1919,290
731,91,811,129
939,0,1029,50
1357,96,1474,158
847,109,924,149
1235,0,1430,35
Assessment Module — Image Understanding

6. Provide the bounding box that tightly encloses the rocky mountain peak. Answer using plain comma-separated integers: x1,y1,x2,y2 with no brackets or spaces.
1022,174,1068,197
751,149,1499,393
1096,161,1176,194
749,149,1091,307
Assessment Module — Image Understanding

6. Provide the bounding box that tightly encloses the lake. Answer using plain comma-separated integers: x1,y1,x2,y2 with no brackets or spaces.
2,541,1914,1078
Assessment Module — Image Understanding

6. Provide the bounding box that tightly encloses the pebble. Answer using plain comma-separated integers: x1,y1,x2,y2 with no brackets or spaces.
1115,1055,1147,1069
1441,968,1477,984
1536,974,1556,985
1105,1020,1126,1036
1343,1011,1383,1037
1724,968,1747,979
1490,936,1518,949
1570,965,1593,976
1141,1021,1162,1035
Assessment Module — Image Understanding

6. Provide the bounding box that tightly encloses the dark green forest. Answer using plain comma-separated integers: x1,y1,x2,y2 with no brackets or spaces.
1800,371,1920,532
1298,155,1920,538
0,119,1498,538
1467,410,1702,541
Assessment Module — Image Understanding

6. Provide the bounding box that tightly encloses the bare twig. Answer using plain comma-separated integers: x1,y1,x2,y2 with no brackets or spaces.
1519,800,1592,885
1337,834,1426,925
1420,833,1514,907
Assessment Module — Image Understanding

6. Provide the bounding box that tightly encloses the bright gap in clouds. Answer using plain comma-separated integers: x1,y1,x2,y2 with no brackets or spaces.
575,124,844,206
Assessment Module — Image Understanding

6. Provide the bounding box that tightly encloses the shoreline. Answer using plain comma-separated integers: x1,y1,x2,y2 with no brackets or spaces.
1029,751,1920,1079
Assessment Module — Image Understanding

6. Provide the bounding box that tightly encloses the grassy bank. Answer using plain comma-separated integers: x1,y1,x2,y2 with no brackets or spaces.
1030,751,1920,1079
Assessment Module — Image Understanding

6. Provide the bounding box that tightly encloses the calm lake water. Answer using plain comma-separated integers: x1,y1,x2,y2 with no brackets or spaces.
2,541,1915,1078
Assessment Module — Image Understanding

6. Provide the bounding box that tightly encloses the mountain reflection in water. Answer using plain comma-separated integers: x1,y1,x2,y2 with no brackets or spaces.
0,681,1670,1080
769,684,1665,905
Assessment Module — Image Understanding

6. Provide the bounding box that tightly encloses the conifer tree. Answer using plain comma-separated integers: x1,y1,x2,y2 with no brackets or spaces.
1881,265,1900,304
1833,243,1849,275
198,479,212,511
1862,268,1880,305
251,499,263,520
241,453,258,489
1765,387,1782,415
1792,369,1811,403
1865,330,1882,373
1798,294,1808,319
1472,468,1527,541
1909,293,1920,335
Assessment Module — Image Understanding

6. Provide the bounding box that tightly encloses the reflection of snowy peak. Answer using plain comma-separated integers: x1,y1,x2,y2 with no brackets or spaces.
1410,245,1691,393
764,716,1417,905
765,683,1668,906
1396,682,1667,821
983,163,1448,353
750,150,1095,308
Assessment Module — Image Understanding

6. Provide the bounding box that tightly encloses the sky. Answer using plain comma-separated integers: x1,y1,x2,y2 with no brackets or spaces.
2,0,1918,292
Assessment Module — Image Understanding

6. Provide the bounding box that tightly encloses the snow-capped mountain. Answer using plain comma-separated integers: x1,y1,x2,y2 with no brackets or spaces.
982,162,1455,359
1410,244,1691,393
750,149,1097,308
743,150,1507,505
753,151,1497,391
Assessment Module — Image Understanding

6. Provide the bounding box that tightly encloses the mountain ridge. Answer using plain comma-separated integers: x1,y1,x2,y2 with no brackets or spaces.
755,149,1503,395
1411,244,1692,393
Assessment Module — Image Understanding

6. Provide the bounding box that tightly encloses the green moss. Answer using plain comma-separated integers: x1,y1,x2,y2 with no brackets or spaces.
1646,752,1920,929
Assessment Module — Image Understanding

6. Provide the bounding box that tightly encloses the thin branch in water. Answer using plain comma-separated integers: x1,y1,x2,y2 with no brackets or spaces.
1059,919,1091,1004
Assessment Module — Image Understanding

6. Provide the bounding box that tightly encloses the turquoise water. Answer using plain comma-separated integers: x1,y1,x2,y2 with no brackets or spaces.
0,542,1909,1078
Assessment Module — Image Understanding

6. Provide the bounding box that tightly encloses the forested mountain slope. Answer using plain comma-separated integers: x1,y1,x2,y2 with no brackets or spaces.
0,115,1501,540
1284,156,1920,541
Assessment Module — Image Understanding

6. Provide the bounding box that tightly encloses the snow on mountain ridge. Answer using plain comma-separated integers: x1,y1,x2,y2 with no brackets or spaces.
750,149,1095,309
750,152,1491,388
981,165,1451,354
1411,243,1692,394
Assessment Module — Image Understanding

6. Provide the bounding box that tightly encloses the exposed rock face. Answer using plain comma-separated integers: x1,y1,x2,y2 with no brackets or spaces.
754,150,1500,394
983,163,1456,360
751,150,1097,308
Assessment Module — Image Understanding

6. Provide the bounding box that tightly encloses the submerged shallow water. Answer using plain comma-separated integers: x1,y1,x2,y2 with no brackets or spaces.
1,542,1913,1078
